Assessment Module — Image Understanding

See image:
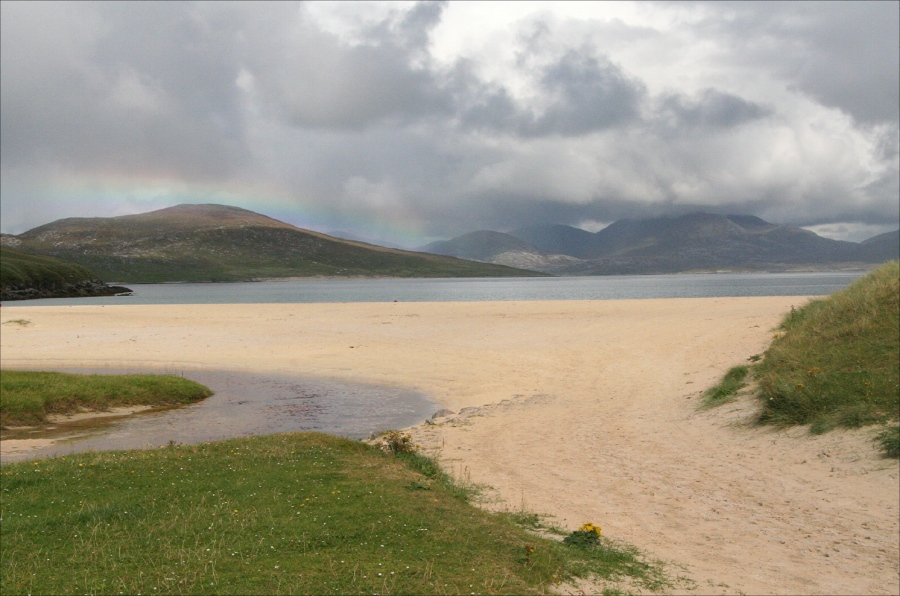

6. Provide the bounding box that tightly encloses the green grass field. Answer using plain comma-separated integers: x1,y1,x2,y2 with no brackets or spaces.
0,371,213,427
0,433,672,595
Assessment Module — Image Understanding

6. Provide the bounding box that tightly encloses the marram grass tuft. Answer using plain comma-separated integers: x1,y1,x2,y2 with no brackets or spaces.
754,261,899,443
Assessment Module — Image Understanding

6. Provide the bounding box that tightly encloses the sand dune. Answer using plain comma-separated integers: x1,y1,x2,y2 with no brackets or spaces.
1,299,897,594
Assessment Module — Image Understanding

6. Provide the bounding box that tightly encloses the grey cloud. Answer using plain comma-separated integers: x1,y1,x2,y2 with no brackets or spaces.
0,2,897,243
0,1,249,180
699,1,899,124
446,60,522,131
657,89,771,129
244,1,452,130
455,50,646,137
248,32,449,129
251,7,646,138
93,3,246,128
527,51,646,135
363,0,447,51
431,193,788,238
282,127,464,199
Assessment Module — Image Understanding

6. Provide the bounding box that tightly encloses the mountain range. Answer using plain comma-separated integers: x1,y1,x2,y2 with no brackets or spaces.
422,213,899,274
0,204,543,283
4,206,896,282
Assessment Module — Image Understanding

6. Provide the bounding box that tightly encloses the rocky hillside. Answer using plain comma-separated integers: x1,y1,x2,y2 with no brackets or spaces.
1,204,543,282
422,230,580,273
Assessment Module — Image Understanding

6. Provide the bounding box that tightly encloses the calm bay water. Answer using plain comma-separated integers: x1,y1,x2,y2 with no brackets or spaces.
5,271,867,306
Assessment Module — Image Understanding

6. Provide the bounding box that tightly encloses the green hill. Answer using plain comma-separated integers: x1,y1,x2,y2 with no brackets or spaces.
0,247,129,301
5,204,545,283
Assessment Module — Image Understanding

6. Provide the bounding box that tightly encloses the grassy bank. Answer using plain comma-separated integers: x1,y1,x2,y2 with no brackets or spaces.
703,261,899,456
0,371,213,427
0,433,671,594
755,261,898,433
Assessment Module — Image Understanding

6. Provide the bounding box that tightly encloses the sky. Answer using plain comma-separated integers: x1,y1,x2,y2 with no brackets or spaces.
1,1,898,246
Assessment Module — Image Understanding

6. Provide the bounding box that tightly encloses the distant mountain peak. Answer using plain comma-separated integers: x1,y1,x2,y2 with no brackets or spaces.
113,203,300,230
726,214,775,231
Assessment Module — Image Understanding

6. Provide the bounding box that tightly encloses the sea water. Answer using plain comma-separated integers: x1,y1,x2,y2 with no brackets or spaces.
4,271,867,307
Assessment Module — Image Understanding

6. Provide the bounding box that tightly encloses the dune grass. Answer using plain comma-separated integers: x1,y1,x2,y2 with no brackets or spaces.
699,262,899,456
0,371,213,427
700,262,899,456
875,426,900,459
754,261,899,437
0,432,672,595
701,365,749,408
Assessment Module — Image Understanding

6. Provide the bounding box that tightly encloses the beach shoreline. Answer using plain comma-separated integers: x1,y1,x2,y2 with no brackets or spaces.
1,298,897,594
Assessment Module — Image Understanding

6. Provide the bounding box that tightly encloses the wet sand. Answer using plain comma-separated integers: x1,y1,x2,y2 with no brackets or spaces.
1,299,897,594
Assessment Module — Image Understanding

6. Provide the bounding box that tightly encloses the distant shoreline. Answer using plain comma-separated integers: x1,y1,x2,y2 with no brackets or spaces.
103,263,878,286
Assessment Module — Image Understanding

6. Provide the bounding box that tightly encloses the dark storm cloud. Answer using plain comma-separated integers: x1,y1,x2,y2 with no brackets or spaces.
450,66,522,132
425,191,790,238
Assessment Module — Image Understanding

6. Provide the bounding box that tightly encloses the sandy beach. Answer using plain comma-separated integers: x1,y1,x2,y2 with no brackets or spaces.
1,298,897,594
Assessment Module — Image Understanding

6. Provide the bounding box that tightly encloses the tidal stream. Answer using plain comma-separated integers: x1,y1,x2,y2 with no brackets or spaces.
0,369,435,462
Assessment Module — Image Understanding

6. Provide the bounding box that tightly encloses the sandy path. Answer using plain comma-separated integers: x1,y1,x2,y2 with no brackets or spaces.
1,299,897,594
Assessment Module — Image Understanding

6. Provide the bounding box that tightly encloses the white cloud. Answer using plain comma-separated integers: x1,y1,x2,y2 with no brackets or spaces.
574,219,612,233
803,223,898,244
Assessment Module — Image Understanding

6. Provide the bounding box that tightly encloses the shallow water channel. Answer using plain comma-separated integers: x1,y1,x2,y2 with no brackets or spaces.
0,369,435,462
